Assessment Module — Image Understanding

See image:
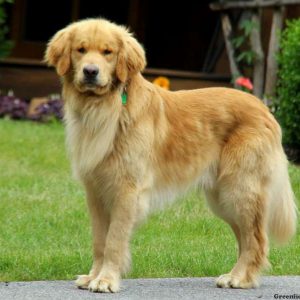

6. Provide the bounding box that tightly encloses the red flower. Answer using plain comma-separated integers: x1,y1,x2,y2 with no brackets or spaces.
235,77,253,91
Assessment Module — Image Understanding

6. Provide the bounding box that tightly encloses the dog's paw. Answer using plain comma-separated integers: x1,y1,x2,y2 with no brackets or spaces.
88,277,120,293
75,274,94,289
216,273,258,289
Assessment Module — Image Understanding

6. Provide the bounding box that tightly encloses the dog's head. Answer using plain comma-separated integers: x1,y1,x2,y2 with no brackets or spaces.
45,19,146,95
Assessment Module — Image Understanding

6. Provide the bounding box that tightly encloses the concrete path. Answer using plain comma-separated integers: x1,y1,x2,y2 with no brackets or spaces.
1,276,299,300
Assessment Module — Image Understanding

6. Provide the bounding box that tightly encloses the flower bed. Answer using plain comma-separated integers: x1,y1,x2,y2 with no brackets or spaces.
0,94,63,122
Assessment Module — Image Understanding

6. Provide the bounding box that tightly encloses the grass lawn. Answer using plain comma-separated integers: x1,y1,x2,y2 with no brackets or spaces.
0,119,299,282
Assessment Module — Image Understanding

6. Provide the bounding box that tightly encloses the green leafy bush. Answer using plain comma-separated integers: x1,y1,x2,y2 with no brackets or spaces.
0,0,14,58
275,19,300,148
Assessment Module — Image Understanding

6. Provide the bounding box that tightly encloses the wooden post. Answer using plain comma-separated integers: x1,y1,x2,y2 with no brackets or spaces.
220,13,241,86
264,6,285,106
250,9,265,99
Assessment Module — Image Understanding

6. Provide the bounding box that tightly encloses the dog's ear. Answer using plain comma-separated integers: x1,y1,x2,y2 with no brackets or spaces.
44,28,72,76
116,33,146,83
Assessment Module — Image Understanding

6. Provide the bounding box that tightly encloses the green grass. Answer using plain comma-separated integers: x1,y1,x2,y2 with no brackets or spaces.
0,119,299,281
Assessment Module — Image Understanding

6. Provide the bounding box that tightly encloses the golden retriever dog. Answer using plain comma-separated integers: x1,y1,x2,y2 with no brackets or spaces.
45,18,297,293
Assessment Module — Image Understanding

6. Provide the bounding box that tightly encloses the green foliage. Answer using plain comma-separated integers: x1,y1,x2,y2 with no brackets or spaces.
232,18,257,67
236,50,255,65
239,18,258,37
275,19,300,147
0,0,14,58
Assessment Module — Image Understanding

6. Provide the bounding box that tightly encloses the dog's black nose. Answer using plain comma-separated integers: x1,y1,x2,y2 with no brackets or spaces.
83,65,99,78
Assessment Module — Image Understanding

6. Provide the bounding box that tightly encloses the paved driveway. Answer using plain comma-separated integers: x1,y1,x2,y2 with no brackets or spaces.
1,276,299,300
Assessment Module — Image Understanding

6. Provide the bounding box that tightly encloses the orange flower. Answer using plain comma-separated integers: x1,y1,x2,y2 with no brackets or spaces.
153,76,170,90
235,77,253,91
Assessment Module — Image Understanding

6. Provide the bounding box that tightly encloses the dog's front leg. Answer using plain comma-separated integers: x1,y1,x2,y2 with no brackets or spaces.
76,187,109,289
88,186,137,293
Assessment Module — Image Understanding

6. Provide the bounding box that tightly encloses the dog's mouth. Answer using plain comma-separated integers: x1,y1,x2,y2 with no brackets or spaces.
83,81,102,89
75,80,110,96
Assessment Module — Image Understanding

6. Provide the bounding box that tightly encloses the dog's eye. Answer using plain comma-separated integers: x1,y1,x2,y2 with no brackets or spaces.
78,47,86,54
103,49,112,55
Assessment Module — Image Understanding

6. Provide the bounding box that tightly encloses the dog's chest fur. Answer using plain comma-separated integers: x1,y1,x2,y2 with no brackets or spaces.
64,98,120,181
64,96,152,195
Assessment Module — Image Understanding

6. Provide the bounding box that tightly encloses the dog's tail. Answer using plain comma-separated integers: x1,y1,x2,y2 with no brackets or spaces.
267,154,298,245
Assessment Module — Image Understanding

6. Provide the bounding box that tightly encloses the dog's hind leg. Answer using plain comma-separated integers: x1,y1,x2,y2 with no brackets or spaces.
215,187,269,288
205,189,242,258
212,131,272,288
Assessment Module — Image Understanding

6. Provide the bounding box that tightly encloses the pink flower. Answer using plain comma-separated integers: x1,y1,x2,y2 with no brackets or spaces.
235,77,253,91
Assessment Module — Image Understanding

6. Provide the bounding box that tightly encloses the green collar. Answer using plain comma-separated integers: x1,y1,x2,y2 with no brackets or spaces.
121,92,127,105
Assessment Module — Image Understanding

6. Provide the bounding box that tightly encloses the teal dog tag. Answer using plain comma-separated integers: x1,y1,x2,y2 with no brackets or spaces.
122,92,127,105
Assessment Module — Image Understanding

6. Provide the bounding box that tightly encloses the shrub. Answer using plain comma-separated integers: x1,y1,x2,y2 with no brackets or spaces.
0,0,14,58
275,19,300,148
